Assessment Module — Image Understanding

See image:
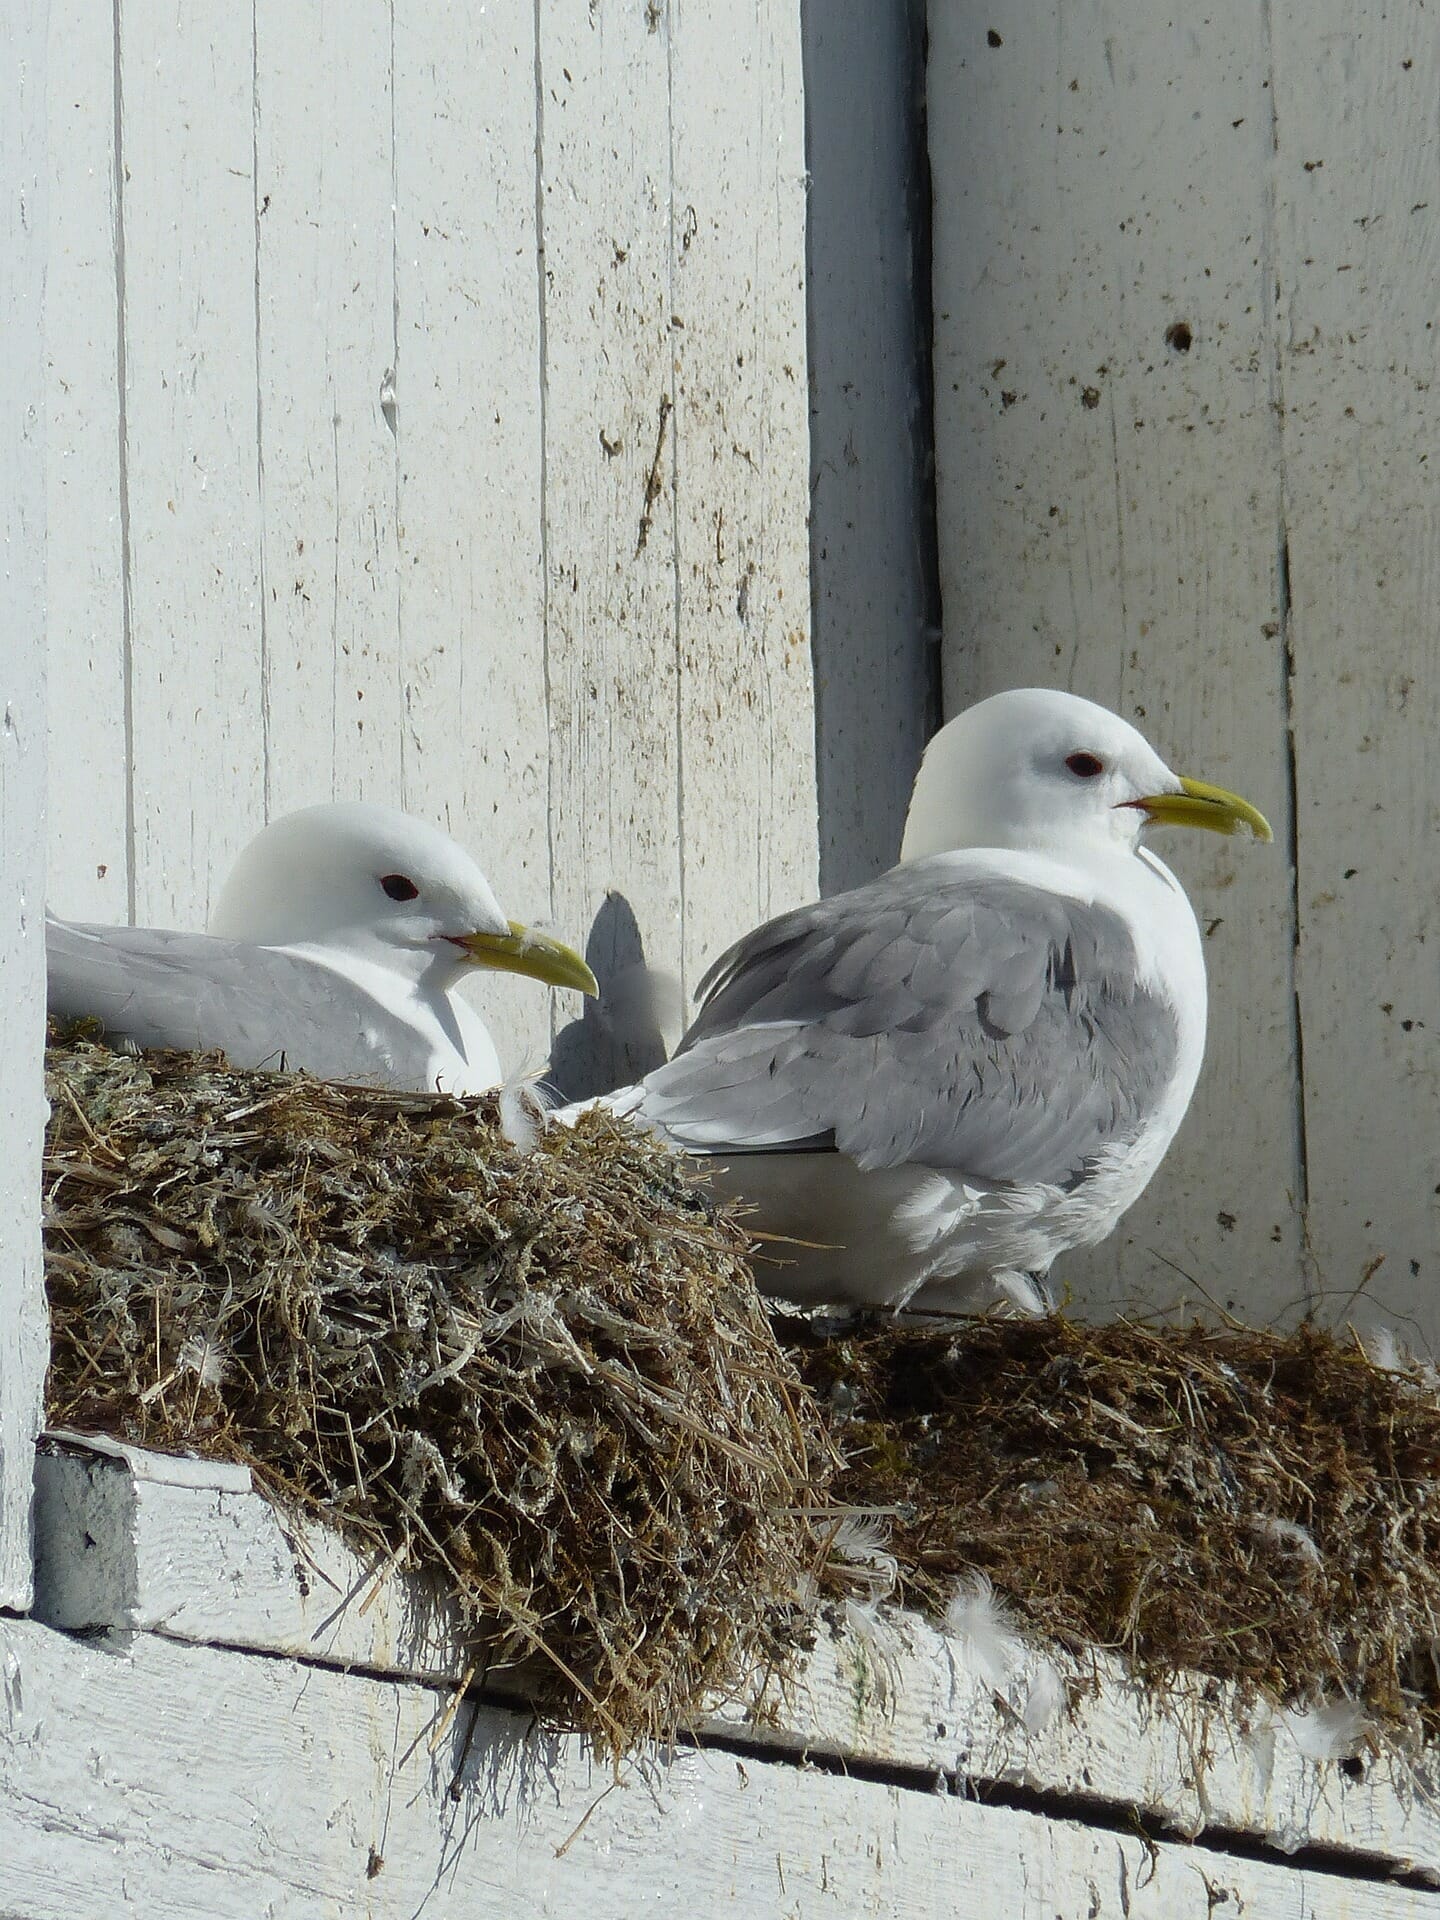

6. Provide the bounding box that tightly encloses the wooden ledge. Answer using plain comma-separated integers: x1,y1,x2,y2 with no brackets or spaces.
30,1431,1440,1887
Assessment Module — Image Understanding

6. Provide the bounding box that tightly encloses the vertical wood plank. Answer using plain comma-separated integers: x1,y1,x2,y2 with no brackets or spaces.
118,0,265,927
44,0,129,922
928,0,1304,1319
802,0,938,896
1269,3,1440,1341
0,0,50,1610
538,0,684,1084
392,0,554,1073
251,0,402,822
670,0,819,996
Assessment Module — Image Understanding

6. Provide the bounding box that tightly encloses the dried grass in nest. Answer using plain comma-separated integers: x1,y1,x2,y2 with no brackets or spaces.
47,1030,1440,1757
43,1035,830,1756
788,1313,1440,1745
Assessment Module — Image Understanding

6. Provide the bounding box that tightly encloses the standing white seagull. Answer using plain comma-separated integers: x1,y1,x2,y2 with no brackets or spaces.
48,802,597,1094
603,689,1271,1313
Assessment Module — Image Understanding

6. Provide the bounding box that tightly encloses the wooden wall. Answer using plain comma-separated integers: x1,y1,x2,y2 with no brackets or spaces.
0,0,50,1611
929,0,1440,1344
44,0,818,1086
40,0,1436,1343
802,0,939,896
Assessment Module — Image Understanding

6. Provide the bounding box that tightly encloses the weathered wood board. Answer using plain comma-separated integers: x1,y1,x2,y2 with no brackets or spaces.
41,0,819,1086
31,1437,1440,1884
0,0,51,1613
43,0,128,923
538,0,686,1075
390,0,553,1069
116,0,268,929
802,0,938,896
0,1615,1427,1919
669,0,818,988
251,0,403,829
1265,1,1440,1344
928,0,1440,1342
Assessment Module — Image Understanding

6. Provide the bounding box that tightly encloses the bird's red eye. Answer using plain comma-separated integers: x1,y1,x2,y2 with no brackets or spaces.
380,873,419,902
1065,751,1105,779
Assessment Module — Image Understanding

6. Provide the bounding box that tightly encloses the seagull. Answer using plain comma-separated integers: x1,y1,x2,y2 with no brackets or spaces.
48,801,597,1094
601,689,1271,1313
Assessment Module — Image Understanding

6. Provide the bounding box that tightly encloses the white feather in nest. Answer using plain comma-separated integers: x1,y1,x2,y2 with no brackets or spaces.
828,1512,900,1602
945,1570,1068,1734
498,1064,548,1154
1244,1694,1375,1814
1248,1513,1323,1570
175,1331,231,1391
826,1513,905,1705
1365,1325,1409,1374
1019,1655,1067,1735
945,1571,1027,1690
1282,1698,1372,1763
1362,1325,1440,1393
843,1597,906,1706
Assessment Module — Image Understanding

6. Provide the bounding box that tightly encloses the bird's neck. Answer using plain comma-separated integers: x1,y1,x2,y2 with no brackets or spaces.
275,937,464,1007
280,939,499,1090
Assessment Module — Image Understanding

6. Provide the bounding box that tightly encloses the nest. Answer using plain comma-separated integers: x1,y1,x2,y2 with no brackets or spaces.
792,1314,1440,1747
44,1032,1440,1760
43,1036,829,1755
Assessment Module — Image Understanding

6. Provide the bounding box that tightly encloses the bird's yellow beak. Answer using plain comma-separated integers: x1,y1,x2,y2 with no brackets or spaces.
454,922,599,995
1128,776,1273,842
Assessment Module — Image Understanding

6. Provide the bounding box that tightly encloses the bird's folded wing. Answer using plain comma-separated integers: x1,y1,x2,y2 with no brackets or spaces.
45,916,427,1085
639,863,1181,1189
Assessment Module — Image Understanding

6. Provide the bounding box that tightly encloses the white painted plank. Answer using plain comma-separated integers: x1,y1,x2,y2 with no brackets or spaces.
669,0,818,996
537,0,686,1097
0,0,50,1612
30,1440,1440,1878
251,0,403,822
0,1618,1424,1919
1266,2,1440,1345
117,0,266,926
801,0,937,895
725,1612,1440,1884
43,0,130,922
927,0,1305,1323
40,1429,251,1492
391,0,558,1075
32,1441,458,1683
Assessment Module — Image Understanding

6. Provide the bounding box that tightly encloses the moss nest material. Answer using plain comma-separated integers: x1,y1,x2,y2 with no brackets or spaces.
790,1314,1440,1747
44,1035,829,1755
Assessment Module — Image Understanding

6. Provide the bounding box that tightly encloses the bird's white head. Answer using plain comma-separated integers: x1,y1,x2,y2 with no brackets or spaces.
900,688,1271,864
209,802,597,996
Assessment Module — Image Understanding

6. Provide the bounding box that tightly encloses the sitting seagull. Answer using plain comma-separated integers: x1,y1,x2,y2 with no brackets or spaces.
601,688,1271,1313
48,801,597,1094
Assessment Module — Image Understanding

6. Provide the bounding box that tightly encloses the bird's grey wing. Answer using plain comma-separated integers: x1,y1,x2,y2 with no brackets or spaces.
638,864,1182,1189
46,916,432,1086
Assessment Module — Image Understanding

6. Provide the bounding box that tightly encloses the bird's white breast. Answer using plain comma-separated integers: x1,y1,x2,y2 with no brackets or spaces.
277,943,503,1095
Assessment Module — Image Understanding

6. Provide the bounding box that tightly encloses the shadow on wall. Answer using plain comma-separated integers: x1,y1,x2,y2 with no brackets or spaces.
547,892,680,1102
802,0,941,894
